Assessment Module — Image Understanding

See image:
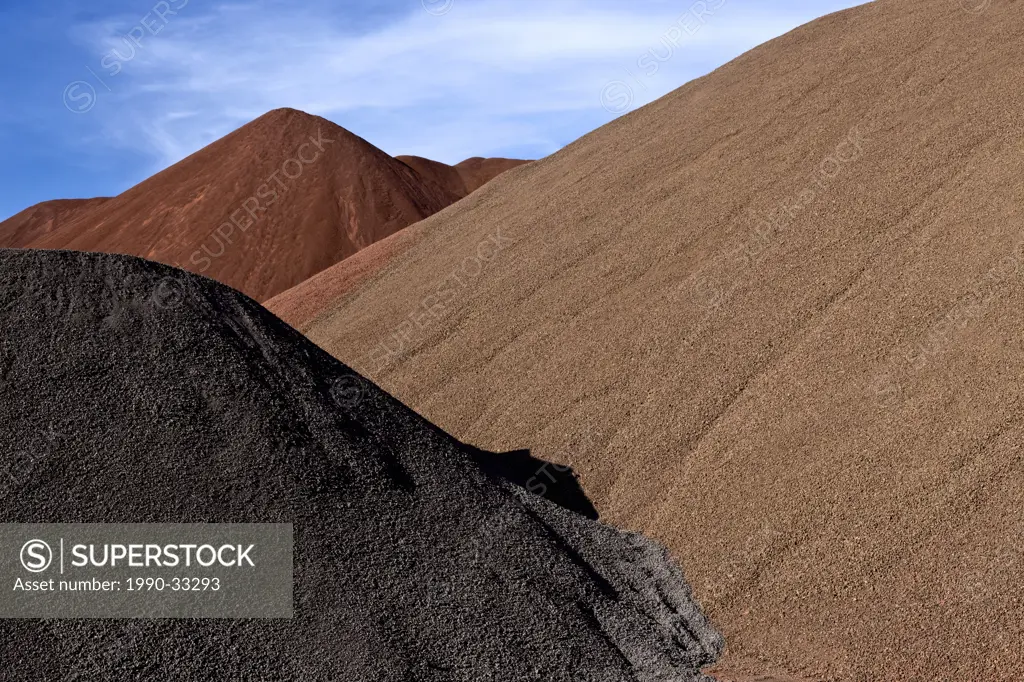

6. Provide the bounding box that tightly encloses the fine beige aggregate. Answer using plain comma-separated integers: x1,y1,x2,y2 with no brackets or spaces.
273,2,1024,679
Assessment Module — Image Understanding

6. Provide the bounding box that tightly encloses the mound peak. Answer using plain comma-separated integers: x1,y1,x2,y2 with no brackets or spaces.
24,111,458,302
3,110,528,303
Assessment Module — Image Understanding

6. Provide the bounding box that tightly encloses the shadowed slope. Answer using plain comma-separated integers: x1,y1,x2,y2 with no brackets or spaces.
454,157,531,194
271,1,1024,679
0,248,721,681
265,159,533,329
395,156,531,198
397,156,471,198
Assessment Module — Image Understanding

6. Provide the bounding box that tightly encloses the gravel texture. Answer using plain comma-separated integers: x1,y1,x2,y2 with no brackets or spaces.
0,249,721,681
271,1,1024,679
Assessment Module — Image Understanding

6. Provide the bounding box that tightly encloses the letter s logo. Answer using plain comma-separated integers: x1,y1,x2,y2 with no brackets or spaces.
20,539,53,573
62,81,96,114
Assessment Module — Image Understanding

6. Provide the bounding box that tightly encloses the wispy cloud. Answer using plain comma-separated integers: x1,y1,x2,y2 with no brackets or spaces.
64,0,867,168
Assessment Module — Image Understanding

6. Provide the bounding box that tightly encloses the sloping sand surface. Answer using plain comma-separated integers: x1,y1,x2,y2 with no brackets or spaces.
273,1,1024,678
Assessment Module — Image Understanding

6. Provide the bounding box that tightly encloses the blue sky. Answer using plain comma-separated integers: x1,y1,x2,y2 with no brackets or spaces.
0,0,868,221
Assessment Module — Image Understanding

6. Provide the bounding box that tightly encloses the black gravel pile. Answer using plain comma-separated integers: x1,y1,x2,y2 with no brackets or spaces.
0,249,722,681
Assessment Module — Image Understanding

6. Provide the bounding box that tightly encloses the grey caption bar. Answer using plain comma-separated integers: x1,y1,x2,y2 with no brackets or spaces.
0,523,292,618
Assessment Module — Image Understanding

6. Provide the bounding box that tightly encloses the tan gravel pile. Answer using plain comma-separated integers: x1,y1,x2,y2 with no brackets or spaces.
268,1,1024,679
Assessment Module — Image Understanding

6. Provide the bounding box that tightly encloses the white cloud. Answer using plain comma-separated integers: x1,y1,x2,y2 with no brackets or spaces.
71,0,868,168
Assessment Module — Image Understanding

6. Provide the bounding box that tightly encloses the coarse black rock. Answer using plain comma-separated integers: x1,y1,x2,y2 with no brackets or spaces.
0,249,723,681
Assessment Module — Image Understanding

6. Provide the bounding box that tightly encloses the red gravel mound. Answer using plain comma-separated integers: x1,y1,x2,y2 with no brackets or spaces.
26,109,457,302
4,110,527,303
